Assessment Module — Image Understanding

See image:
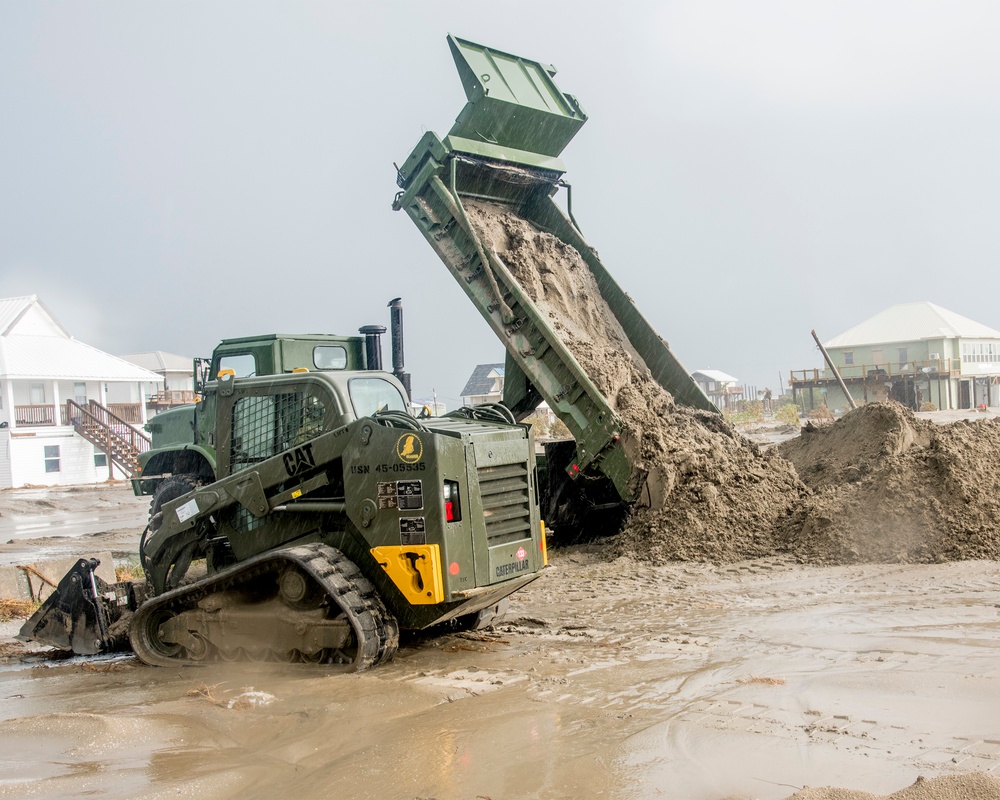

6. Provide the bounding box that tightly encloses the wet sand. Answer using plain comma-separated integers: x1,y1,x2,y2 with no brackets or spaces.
0,484,149,566
2,484,999,799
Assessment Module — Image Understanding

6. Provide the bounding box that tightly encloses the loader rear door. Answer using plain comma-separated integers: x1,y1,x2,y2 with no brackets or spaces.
467,433,542,586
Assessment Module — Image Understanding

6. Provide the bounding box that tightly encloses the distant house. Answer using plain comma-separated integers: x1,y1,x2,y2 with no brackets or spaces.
789,302,1000,412
691,369,744,410
461,363,505,406
0,295,162,488
119,350,195,414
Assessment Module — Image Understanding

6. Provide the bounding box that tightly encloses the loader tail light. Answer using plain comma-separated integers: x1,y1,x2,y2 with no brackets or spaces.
443,480,461,522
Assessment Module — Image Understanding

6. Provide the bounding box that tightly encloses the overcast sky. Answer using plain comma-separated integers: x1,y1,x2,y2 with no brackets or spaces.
3,2,999,408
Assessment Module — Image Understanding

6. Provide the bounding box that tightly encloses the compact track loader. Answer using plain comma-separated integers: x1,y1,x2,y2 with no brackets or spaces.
20,311,546,669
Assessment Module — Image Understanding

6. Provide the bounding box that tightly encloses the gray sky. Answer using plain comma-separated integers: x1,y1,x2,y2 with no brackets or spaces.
3,2,999,409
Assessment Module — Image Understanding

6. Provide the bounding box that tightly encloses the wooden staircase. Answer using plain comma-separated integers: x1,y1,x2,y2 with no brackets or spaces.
67,399,151,478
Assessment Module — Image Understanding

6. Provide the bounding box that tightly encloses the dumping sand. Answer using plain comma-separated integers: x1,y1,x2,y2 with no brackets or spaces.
465,201,1000,567
467,200,805,562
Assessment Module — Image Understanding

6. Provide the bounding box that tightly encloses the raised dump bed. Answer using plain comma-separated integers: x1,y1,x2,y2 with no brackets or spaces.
394,35,715,522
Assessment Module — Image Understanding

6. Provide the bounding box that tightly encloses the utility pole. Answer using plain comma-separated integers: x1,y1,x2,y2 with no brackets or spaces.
811,329,857,411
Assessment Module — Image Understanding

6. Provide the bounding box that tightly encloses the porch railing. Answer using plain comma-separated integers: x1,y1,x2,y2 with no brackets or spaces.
14,404,56,426
789,358,963,383
149,390,196,406
14,402,142,427
107,403,142,423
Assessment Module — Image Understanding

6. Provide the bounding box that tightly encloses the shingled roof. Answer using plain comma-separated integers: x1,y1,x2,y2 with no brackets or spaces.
460,363,504,397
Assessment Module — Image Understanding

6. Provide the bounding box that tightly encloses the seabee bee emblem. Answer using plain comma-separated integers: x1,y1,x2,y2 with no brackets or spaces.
396,433,423,464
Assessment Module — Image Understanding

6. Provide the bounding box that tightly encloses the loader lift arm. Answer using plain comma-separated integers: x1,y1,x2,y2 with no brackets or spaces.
145,411,416,594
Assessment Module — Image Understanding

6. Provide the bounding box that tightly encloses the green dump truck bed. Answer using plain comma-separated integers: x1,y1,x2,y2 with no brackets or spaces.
394,35,716,507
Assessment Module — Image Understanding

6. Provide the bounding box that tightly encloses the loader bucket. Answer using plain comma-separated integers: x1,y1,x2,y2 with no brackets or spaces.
18,558,121,655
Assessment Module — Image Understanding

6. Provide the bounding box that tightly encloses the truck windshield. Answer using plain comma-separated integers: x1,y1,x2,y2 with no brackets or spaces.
348,377,407,417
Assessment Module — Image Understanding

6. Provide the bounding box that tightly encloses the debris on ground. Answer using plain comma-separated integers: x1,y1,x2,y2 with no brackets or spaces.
186,683,276,710
0,598,37,621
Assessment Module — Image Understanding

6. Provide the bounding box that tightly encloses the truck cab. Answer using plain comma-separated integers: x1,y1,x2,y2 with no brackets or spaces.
133,331,401,498
208,333,368,379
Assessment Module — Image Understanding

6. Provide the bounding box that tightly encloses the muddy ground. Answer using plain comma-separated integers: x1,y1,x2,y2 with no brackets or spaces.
2,482,1000,800
7,173,1000,800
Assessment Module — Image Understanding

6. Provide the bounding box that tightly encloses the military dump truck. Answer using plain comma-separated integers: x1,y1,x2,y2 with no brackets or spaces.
393,36,717,537
21,34,714,670
20,303,546,669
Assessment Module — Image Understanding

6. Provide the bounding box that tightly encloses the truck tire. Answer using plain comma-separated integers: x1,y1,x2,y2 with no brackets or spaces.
149,474,200,532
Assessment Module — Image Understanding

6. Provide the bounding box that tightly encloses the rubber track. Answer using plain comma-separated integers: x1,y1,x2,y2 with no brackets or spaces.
129,543,399,671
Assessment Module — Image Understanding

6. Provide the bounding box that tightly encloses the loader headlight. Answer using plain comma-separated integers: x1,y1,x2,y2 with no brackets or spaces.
443,480,461,522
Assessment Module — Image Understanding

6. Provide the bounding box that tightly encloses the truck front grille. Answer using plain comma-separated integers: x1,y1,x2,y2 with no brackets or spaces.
477,462,532,546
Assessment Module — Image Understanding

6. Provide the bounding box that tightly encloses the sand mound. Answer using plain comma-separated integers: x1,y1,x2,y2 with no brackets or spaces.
779,403,1000,563
466,201,805,563
779,403,932,490
780,772,1000,800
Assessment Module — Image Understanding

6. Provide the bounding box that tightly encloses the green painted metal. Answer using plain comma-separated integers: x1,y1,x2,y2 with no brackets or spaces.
210,333,368,376
445,35,587,169
132,333,371,497
394,36,717,505
142,369,543,631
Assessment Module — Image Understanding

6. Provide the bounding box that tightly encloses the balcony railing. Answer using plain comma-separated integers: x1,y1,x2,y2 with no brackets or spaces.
789,358,962,384
149,390,196,406
15,402,142,427
14,404,57,426
107,403,142,423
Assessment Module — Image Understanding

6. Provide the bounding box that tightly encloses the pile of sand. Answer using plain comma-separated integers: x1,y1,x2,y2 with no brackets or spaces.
778,403,1000,563
466,201,805,562
776,772,1000,800
464,201,1000,567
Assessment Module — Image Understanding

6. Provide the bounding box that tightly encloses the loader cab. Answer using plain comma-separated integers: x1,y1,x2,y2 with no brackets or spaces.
215,370,409,480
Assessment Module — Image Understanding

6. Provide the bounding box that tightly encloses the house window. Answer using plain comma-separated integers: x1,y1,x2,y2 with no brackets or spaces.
897,347,908,365
44,445,60,473
961,342,999,363
871,349,883,366
94,452,108,468
74,382,87,405
30,382,46,404
843,352,854,366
